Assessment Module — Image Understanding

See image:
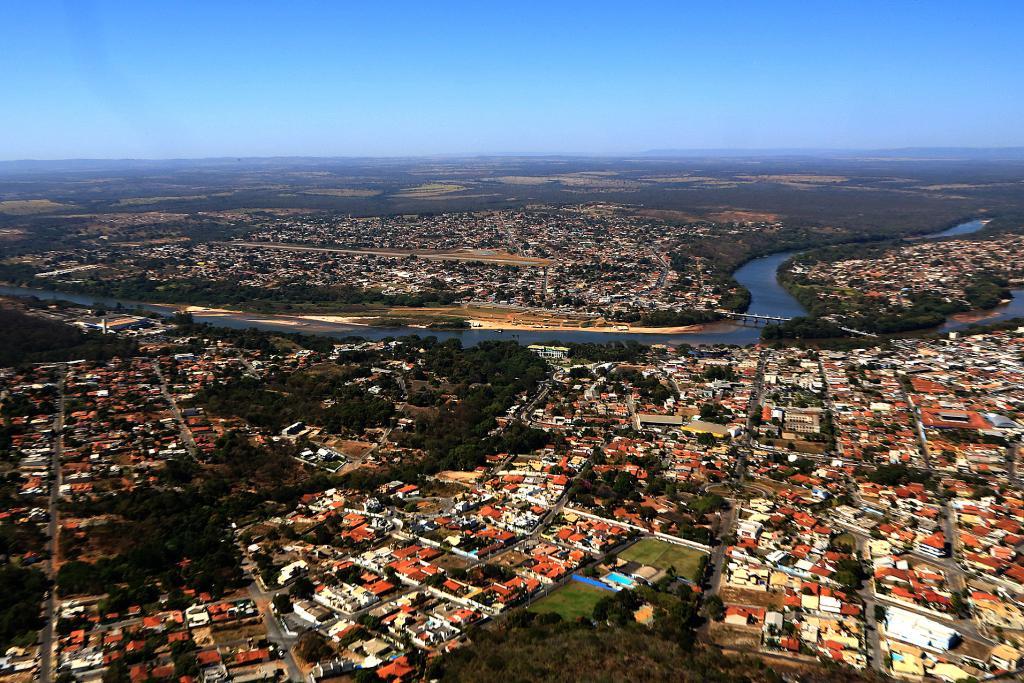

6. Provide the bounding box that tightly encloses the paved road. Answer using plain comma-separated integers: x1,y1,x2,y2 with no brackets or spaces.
40,366,67,683
154,362,199,459
247,579,303,681
851,535,885,673
705,505,736,597
235,351,259,377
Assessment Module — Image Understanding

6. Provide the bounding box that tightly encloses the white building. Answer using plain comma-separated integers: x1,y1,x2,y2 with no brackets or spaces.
527,345,569,360
885,606,960,652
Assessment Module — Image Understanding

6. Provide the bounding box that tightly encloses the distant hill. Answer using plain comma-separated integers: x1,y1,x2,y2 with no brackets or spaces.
639,147,1024,160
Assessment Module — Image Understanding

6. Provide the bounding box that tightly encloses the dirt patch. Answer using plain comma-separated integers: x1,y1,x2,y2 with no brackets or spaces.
718,586,785,610
395,183,466,197
332,439,375,459
634,208,701,222
191,626,215,648
737,174,848,185
708,622,762,650
432,553,472,572
705,210,780,223
762,438,828,454
492,549,530,569
0,199,73,214
436,470,483,486
212,622,267,645
300,189,382,197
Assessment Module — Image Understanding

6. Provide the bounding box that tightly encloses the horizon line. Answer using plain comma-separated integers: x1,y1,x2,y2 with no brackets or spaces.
4,146,1024,164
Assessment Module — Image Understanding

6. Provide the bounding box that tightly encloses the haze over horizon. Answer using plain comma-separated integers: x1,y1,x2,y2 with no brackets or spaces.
3,1,1024,160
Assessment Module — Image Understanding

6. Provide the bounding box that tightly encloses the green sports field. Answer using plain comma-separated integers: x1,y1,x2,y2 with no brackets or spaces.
618,538,707,581
528,581,608,620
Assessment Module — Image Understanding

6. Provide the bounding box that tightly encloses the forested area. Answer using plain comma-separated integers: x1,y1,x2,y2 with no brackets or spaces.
0,565,49,649
56,431,330,604
171,312,340,353
200,372,396,433
635,309,720,327
0,306,138,366
395,340,547,472
430,580,879,683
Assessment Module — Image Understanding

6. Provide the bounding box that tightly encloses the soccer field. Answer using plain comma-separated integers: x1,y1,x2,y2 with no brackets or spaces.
528,581,609,620
619,539,707,581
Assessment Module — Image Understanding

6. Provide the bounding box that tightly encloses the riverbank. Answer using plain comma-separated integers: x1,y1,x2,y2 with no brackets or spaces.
767,218,1019,338
183,305,714,335
0,218,1009,348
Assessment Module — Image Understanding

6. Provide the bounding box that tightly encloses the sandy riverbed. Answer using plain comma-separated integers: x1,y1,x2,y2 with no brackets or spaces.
180,305,715,335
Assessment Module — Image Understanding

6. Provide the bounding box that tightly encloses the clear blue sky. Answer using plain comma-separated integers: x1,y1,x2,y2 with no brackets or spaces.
2,1,1023,159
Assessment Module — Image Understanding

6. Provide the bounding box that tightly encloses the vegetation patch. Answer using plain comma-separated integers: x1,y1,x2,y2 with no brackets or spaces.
528,581,609,620
0,199,72,214
619,539,707,581
395,183,466,197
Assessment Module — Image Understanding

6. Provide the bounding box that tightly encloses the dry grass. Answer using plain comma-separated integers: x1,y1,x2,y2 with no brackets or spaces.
737,174,848,184
436,470,484,485
718,585,785,609
300,188,381,197
0,199,72,214
116,195,208,205
708,622,763,650
395,183,465,197
496,174,642,190
706,210,780,223
641,175,721,183
212,622,266,645
495,175,556,185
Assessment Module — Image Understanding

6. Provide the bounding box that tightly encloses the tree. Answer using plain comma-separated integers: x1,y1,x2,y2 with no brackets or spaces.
689,494,725,516
289,576,315,600
950,592,967,617
272,594,293,614
295,631,333,664
174,651,199,678
102,659,129,683
704,595,725,621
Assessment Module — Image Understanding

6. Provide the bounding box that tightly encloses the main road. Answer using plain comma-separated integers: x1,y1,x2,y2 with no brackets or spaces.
40,365,67,683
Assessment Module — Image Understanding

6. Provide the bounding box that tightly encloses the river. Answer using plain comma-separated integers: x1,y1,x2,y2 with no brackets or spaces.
0,284,762,346
2,219,1018,346
921,218,987,239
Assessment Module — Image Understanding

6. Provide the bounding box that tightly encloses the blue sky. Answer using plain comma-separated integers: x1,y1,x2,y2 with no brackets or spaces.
2,1,1022,159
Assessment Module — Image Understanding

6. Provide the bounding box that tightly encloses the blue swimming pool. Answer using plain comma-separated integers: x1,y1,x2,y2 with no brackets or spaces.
603,572,636,589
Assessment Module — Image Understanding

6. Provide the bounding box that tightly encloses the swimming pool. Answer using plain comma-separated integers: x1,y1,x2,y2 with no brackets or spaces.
603,572,636,589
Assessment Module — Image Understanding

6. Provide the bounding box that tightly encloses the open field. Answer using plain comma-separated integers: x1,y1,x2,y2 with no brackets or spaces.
300,188,381,197
178,302,722,335
619,539,707,580
0,199,73,214
116,195,210,205
708,622,763,650
761,438,828,454
299,304,714,334
737,174,849,185
395,183,466,197
528,581,609,620
718,585,786,610
436,470,484,486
